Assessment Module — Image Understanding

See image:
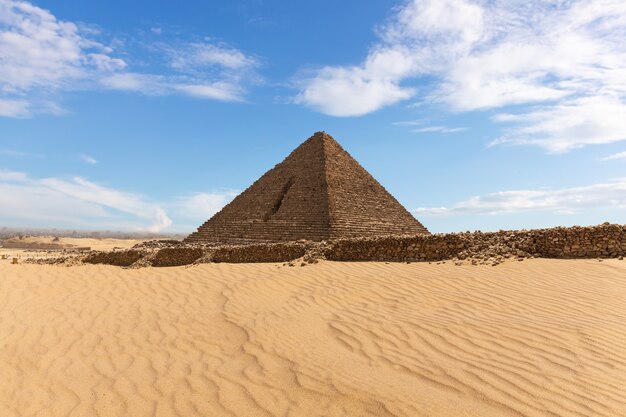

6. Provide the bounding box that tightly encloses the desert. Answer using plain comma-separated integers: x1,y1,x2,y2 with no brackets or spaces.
1,255,625,417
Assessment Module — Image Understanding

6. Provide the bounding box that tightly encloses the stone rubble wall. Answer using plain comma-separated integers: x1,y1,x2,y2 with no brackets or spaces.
83,250,144,267
326,234,464,262
327,223,626,262
211,242,307,263
152,248,204,267
75,223,626,267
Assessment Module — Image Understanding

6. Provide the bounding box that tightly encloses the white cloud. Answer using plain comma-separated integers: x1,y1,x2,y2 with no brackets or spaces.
296,0,626,151
393,119,466,133
100,73,163,94
101,41,259,101
113,40,259,102
294,47,416,116
393,119,426,126
167,42,258,71
0,0,120,91
0,149,40,158
81,154,97,165
295,0,483,116
412,126,466,133
0,169,172,232
0,0,126,108
492,95,626,152
101,73,247,102
0,1,259,117
173,82,243,101
601,151,626,161
0,98,29,117
0,169,241,232
414,178,626,216
0,169,28,181
175,191,238,220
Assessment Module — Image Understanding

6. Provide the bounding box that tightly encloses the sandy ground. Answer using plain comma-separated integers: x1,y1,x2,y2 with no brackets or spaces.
0,237,148,262
1,236,147,251
0,259,624,417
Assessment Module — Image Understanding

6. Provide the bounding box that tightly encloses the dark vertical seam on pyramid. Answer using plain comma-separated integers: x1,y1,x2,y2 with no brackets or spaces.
263,177,294,221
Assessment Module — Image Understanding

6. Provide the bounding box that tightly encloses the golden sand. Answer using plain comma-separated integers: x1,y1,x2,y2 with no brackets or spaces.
1,236,147,251
1,259,624,416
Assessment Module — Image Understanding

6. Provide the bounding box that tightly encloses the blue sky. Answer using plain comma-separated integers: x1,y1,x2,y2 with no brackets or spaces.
1,0,625,234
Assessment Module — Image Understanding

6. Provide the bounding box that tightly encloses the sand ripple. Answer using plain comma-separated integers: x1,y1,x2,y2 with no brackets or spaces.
1,260,625,416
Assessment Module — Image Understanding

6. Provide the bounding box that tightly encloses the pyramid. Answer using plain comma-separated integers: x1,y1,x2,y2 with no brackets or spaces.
185,131,429,244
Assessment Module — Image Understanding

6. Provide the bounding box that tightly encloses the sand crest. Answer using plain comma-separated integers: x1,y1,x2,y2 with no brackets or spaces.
1,259,625,416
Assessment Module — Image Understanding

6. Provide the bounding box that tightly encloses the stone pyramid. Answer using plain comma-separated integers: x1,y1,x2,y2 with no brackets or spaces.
185,131,429,243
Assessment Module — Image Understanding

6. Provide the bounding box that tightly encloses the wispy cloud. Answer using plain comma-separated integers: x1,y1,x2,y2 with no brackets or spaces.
81,154,98,165
0,169,171,232
100,38,260,102
491,95,626,153
295,0,626,152
0,149,43,158
392,120,426,127
0,1,260,118
600,151,626,161
166,42,258,71
0,169,28,181
0,168,242,232
173,82,245,102
412,126,466,134
100,73,248,102
414,179,626,216
0,98,30,117
393,119,465,134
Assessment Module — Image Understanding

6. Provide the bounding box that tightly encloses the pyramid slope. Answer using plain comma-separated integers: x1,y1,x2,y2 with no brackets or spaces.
322,135,428,238
185,132,428,244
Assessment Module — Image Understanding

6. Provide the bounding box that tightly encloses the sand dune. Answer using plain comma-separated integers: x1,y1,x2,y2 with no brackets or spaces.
1,259,625,416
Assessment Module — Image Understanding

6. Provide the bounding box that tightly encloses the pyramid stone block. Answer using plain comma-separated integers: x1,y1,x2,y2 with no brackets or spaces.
185,132,429,244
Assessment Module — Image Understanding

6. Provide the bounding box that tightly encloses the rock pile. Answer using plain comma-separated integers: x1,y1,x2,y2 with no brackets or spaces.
132,239,181,250
27,255,84,267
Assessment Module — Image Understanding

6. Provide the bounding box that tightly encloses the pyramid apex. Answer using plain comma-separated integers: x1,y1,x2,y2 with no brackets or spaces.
312,130,333,139
310,131,340,147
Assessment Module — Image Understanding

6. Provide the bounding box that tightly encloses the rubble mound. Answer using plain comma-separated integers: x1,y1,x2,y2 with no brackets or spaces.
132,239,181,250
